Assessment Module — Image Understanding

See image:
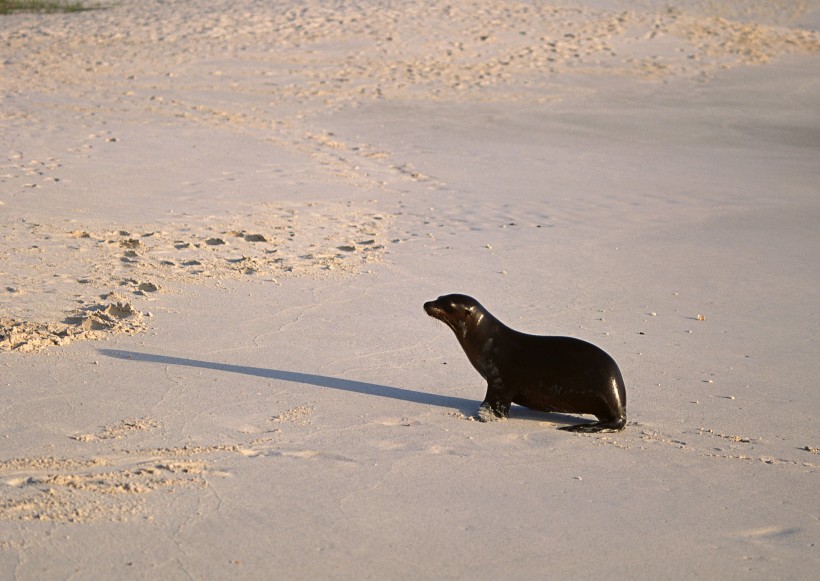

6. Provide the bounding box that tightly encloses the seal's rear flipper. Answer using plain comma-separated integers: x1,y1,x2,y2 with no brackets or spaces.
559,417,626,433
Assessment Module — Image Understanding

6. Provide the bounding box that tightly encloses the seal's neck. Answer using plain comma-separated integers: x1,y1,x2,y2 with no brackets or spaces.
455,310,505,377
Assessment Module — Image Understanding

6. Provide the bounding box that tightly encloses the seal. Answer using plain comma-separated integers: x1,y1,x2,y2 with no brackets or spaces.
424,294,626,432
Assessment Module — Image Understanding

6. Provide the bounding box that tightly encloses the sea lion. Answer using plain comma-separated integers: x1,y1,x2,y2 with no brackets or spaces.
424,294,626,432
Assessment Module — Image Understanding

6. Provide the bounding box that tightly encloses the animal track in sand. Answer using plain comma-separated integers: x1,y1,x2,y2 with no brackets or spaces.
271,404,314,425
0,202,392,352
70,417,160,442
0,445,238,523
372,417,420,427
585,423,817,470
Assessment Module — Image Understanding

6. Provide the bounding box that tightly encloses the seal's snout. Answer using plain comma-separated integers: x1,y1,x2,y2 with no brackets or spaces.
423,301,439,317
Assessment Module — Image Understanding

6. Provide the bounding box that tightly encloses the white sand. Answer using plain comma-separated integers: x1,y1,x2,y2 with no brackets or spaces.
1,0,819,578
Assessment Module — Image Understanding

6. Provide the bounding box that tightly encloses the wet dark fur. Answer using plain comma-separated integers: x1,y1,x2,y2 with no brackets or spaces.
424,294,626,432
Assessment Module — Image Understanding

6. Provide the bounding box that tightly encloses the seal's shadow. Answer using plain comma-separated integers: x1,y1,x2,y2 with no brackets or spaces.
98,349,580,425
98,349,477,414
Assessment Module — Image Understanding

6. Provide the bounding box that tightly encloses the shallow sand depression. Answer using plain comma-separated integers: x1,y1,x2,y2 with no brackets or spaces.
1,0,819,578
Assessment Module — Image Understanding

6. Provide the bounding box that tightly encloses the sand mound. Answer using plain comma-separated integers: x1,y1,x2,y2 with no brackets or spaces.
0,296,144,353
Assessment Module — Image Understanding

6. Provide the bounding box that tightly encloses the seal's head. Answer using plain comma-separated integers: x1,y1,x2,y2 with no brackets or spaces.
424,294,485,336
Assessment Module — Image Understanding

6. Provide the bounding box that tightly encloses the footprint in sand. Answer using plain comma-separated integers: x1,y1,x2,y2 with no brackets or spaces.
70,416,159,442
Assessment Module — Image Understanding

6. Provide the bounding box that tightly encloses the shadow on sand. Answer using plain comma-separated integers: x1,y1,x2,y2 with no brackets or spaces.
98,349,580,426
98,349,478,413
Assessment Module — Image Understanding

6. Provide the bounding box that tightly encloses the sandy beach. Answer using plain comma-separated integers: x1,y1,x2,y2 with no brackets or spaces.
1,0,819,578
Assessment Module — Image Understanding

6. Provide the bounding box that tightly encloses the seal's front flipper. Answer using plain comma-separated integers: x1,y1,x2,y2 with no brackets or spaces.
476,400,510,422
558,417,626,433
